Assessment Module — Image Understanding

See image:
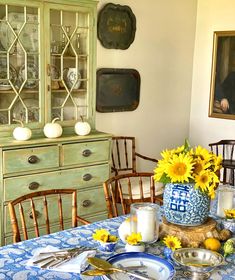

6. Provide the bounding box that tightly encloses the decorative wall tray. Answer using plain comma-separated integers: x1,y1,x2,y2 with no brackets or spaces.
96,68,140,113
97,3,136,49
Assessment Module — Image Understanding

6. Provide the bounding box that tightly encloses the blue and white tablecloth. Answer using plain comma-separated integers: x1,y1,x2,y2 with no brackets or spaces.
0,215,234,279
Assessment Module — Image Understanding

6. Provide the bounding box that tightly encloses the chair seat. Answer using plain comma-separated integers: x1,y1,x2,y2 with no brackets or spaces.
122,180,164,199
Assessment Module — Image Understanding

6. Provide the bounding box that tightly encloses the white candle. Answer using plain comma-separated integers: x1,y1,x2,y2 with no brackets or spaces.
136,206,157,242
217,187,234,217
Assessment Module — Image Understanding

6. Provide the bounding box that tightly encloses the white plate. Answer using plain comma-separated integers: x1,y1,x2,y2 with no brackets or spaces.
103,252,175,280
0,58,17,90
0,12,38,53
19,62,38,89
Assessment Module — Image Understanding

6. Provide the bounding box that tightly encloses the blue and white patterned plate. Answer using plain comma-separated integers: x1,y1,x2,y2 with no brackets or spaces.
103,252,175,280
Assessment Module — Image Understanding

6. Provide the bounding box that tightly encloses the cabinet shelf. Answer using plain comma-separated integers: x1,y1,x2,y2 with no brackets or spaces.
51,88,86,93
51,54,88,59
0,88,39,94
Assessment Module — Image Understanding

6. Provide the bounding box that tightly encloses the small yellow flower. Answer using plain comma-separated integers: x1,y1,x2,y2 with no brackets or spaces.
126,232,142,245
92,228,118,243
163,235,182,251
224,209,235,219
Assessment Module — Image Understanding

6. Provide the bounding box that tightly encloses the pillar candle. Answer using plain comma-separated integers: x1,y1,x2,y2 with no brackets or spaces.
217,188,234,217
136,206,156,242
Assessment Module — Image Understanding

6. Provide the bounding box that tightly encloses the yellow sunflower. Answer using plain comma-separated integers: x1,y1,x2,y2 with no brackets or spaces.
167,153,194,183
207,184,216,199
192,158,211,176
211,154,222,172
194,146,212,162
163,235,182,251
154,159,169,181
161,149,175,161
194,170,213,192
172,145,185,154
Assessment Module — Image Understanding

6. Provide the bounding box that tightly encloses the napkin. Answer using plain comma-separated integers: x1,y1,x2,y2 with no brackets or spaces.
26,245,96,273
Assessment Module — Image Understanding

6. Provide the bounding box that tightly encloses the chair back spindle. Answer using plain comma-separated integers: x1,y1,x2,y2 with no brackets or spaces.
103,172,163,218
8,189,87,243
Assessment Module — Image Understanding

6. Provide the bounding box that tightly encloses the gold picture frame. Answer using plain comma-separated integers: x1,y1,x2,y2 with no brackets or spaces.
209,31,235,120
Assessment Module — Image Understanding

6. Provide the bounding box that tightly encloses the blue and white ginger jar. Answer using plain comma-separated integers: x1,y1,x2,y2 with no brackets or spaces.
163,183,210,226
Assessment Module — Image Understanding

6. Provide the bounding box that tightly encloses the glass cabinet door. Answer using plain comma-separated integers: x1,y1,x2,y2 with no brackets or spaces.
0,3,41,126
48,6,91,123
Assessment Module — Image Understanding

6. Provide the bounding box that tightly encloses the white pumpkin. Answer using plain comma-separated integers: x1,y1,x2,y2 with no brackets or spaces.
118,218,131,243
43,117,63,138
74,116,91,136
13,119,32,141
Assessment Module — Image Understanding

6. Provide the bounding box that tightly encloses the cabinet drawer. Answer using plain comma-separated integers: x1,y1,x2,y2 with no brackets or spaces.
3,146,59,174
77,186,106,216
62,140,110,166
4,164,109,201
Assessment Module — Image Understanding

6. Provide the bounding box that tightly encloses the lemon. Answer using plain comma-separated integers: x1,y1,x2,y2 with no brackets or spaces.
203,238,221,251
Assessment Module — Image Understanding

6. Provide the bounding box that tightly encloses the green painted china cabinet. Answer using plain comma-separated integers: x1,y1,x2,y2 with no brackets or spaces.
0,0,111,245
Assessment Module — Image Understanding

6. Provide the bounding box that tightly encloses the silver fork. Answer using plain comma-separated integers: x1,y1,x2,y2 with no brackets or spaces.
38,246,90,256
34,247,91,267
48,250,81,268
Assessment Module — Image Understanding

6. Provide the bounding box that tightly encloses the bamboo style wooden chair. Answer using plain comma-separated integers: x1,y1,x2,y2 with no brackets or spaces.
103,172,163,218
8,189,90,243
111,136,158,175
209,140,235,185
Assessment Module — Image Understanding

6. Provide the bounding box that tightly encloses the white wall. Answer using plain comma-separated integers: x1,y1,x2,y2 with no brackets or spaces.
96,0,197,168
190,0,235,147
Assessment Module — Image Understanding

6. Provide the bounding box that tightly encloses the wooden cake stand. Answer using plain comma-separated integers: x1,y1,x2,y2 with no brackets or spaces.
159,217,231,247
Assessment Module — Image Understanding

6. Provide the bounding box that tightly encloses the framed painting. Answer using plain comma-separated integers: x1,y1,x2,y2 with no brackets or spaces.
209,31,235,120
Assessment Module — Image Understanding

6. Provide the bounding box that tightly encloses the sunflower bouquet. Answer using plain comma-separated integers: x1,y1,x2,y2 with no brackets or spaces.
154,140,222,199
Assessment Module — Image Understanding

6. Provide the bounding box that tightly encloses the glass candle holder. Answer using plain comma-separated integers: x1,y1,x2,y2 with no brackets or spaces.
216,185,235,217
130,203,160,244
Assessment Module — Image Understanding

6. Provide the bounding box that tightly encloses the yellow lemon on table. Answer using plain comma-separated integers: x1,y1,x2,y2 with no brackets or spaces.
204,238,221,251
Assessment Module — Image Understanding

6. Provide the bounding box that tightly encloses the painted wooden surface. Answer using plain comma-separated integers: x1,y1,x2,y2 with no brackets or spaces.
62,140,110,166
0,0,111,246
2,135,111,245
4,164,109,201
3,146,59,174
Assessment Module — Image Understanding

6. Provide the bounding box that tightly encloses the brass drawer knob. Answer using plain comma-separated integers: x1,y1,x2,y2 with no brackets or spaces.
28,155,39,164
28,182,40,190
82,149,92,157
82,199,91,207
83,173,92,181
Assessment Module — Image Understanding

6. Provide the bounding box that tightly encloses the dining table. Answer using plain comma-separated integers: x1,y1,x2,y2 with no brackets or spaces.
0,214,234,280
